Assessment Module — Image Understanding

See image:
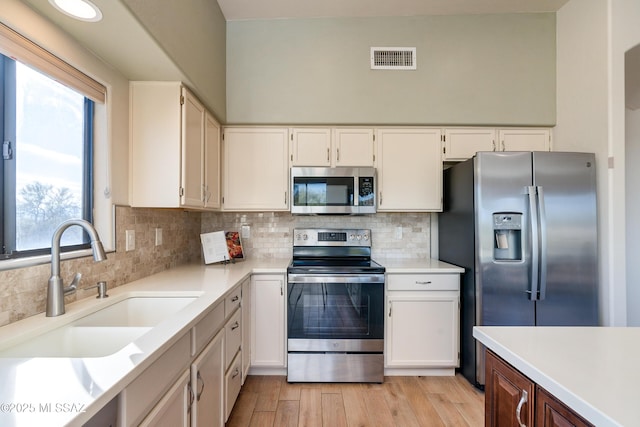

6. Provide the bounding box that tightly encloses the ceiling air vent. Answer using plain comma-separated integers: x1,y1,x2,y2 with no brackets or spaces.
370,47,416,70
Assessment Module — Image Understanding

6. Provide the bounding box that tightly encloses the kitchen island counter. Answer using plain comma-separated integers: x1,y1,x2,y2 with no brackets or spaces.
0,259,289,427
474,326,640,427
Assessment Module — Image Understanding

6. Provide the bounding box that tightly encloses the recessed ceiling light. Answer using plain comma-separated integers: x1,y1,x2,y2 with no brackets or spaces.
48,0,103,22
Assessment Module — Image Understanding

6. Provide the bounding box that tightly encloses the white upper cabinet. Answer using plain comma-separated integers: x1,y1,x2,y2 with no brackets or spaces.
376,128,443,212
222,127,289,211
443,127,552,161
443,128,497,161
130,82,220,210
498,128,552,152
333,128,375,167
181,90,206,207
289,127,375,167
204,112,221,209
290,128,332,166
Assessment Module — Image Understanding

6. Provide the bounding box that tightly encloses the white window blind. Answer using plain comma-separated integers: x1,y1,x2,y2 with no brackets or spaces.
0,22,106,103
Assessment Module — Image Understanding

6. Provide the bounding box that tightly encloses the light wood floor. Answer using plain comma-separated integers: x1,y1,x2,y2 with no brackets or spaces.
226,375,484,427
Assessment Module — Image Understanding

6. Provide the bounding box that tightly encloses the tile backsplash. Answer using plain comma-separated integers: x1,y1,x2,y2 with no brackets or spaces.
200,211,433,261
0,207,432,326
0,206,201,326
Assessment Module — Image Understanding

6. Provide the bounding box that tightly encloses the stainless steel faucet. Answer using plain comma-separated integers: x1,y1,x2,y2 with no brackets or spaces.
46,219,107,317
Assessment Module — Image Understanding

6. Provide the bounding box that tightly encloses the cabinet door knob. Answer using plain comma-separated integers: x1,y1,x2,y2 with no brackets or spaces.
515,389,528,427
415,281,432,285
231,295,239,302
231,321,240,331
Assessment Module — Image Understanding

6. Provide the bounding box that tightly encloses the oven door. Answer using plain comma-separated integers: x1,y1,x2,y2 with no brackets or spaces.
287,273,384,351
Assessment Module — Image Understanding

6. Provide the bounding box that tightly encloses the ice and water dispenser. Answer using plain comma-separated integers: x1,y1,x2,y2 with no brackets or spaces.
493,213,522,261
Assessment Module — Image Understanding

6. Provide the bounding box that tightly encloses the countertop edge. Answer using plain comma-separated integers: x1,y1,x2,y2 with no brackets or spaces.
473,327,622,427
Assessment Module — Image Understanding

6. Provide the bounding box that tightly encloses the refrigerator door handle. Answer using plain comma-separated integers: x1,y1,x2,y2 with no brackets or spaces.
526,186,539,301
537,186,548,300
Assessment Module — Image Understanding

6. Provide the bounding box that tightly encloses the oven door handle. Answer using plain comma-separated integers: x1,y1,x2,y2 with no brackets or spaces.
287,274,385,284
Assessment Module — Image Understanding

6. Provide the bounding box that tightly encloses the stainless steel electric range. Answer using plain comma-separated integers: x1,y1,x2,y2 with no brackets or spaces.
286,228,385,383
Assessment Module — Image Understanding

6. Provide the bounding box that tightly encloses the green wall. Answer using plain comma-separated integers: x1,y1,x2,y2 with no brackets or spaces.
124,0,227,121
227,14,556,126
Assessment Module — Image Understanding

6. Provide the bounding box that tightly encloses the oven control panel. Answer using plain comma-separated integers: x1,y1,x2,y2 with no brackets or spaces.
293,228,371,246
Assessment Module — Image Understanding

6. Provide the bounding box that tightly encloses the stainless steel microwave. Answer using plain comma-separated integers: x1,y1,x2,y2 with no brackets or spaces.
290,167,376,215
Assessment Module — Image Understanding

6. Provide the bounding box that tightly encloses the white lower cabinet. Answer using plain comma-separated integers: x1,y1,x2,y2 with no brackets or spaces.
251,274,286,370
119,283,248,427
241,277,251,382
385,273,460,374
223,307,242,421
225,352,243,420
191,329,224,427
119,333,191,426
139,369,190,427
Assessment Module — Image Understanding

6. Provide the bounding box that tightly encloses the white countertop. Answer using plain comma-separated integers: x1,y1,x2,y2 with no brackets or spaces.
0,257,459,426
473,326,640,427
0,259,288,427
377,257,464,274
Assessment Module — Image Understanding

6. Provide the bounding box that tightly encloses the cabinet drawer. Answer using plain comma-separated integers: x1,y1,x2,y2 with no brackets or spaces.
192,302,225,356
119,333,191,426
387,273,459,291
225,309,242,368
225,285,242,318
224,352,242,421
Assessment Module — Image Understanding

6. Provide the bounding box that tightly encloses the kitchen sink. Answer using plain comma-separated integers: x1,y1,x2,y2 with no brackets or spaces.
0,296,197,358
0,325,152,358
74,296,197,327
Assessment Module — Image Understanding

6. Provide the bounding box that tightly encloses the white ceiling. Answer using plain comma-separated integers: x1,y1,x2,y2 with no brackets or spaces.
216,0,570,21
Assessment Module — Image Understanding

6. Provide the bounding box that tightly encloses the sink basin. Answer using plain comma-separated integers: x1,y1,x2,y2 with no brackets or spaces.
74,296,197,327
0,326,152,358
0,296,197,358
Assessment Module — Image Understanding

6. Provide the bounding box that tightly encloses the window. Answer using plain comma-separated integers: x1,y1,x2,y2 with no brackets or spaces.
1,54,93,258
0,22,106,260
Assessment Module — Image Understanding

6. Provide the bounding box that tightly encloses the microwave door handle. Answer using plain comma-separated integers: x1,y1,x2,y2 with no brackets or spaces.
527,186,539,301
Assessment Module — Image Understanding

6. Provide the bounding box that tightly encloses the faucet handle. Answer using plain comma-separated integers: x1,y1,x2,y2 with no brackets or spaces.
64,272,82,295
84,281,109,299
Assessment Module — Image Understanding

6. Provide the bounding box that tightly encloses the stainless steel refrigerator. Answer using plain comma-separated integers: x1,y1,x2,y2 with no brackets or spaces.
438,152,599,387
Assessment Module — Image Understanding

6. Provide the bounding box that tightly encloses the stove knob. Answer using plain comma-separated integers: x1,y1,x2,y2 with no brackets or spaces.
349,234,355,240
363,233,369,240
303,234,308,240
356,234,362,240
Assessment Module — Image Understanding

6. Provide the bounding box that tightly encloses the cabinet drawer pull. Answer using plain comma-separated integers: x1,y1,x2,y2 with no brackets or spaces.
415,281,432,285
516,389,528,427
231,321,240,331
232,368,240,379
231,295,239,302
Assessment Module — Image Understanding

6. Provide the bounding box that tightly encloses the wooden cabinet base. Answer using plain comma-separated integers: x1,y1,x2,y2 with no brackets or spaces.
485,350,593,427
536,386,593,427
